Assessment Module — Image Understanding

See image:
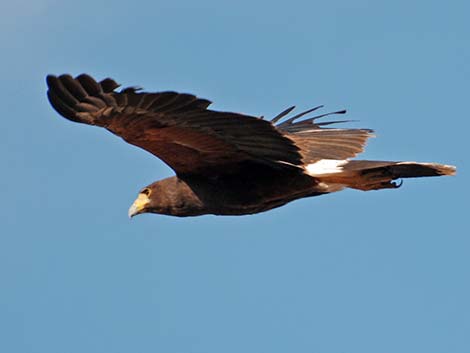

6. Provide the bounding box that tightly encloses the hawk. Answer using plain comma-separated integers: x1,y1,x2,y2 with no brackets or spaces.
46,74,456,217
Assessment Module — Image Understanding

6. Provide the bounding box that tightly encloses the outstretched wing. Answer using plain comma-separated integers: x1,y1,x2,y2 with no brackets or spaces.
270,105,374,164
46,74,303,176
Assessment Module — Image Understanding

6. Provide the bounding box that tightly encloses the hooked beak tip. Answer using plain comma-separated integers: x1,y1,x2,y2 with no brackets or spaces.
128,193,150,219
128,204,139,219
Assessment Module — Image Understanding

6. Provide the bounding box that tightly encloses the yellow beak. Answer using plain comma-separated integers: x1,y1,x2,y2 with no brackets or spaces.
128,193,150,218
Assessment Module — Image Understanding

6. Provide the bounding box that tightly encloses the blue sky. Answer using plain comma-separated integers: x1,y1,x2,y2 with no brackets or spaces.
1,0,469,352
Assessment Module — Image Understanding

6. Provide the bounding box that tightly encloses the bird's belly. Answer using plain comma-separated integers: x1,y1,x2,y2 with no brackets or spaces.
185,172,321,216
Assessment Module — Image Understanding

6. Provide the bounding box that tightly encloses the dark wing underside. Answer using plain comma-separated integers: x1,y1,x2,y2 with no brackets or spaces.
47,73,376,178
47,74,303,176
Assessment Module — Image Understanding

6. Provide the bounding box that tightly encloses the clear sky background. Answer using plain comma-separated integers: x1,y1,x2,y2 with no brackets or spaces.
1,1,469,352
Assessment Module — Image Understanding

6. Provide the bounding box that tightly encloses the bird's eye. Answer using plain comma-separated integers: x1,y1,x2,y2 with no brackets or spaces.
141,188,151,196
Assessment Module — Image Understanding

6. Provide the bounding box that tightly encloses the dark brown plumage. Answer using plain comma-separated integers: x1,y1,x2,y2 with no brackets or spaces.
46,74,456,217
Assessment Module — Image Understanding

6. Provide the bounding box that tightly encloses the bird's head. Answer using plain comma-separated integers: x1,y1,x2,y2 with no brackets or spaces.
128,186,154,218
128,177,206,217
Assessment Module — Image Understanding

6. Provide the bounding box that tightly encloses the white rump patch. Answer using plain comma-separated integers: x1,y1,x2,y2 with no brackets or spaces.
305,159,348,176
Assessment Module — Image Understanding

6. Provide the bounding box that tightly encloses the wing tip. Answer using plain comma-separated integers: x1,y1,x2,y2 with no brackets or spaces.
46,73,108,124
272,105,361,132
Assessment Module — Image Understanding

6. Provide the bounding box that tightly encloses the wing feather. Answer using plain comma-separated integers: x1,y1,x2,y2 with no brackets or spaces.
272,106,374,164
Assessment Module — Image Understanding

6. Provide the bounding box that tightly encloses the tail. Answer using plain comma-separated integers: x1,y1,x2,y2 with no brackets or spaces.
306,159,456,191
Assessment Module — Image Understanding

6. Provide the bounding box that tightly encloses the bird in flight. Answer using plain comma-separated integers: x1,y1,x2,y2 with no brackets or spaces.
46,74,456,218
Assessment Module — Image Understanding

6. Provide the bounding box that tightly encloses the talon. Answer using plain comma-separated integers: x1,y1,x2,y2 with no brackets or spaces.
393,179,403,188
